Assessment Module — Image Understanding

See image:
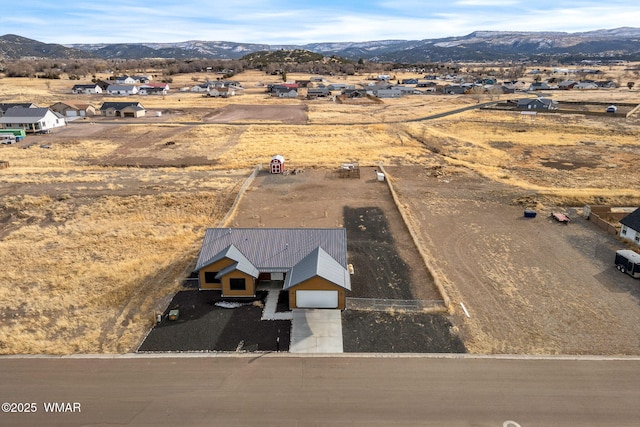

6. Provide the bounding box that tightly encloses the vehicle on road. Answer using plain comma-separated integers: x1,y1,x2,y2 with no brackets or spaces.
615,249,640,278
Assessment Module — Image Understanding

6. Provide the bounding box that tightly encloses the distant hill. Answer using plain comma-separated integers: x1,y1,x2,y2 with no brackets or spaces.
241,49,329,66
0,34,92,59
2,27,640,62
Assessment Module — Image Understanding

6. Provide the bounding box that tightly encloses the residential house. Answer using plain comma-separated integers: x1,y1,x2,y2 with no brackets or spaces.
195,228,351,309
401,78,419,85
71,84,103,94
558,80,578,90
575,82,599,90
528,82,552,91
517,98,559,110
0,103,38,117
114,75,136,85
190,83,210,92
375,88,403,98
106,84,139,96
342,89,368,98
207,87,235,98
99,102,146,118
620,208,640,246
597,81,617,88
138,83,169,96
327,83,354,91
275,89,298,98
306,88,331,98
49,101,96,118
0,107,66,133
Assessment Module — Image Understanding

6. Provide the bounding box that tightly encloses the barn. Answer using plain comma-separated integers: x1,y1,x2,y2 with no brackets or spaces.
270,155,285,174
195,228,351,309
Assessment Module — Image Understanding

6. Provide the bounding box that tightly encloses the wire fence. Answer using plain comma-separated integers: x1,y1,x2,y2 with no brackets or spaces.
346,298,447,313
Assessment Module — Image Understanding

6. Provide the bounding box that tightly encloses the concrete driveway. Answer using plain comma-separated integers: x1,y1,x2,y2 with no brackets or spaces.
290,309,343,353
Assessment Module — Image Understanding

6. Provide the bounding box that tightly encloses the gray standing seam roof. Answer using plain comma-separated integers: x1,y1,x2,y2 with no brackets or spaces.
195,228,348,274
284,246,351,290
0,107,49,120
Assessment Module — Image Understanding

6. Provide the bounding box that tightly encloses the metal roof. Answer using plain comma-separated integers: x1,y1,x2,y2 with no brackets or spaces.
100,102,144,111
284,246,351,290
195,228,348,273
0,107,53,123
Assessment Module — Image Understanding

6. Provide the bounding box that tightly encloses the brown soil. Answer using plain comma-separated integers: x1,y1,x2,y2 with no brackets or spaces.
204,104,308,124
386,165,640,355
229,167,441,302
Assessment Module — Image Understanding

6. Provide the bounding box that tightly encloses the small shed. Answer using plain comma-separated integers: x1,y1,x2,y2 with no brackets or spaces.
270,155,285,174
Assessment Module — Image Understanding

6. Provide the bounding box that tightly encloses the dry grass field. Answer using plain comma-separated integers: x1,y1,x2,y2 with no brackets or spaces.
1,65,639,354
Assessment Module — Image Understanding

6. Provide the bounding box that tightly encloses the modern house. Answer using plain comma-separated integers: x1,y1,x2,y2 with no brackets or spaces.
195,228,351,309
71,84,103,94
49,101,96,118
0,107,66,133
99,102,146,118
620,208,640,246
517,98,559,110
137,83,169,96
106,84,139,96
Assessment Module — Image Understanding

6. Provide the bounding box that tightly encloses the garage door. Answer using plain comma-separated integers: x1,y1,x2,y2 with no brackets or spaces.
296,290,338,308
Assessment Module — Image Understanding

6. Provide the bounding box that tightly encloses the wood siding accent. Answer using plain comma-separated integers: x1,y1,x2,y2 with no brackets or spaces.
198,258,234,290
221,270,256,297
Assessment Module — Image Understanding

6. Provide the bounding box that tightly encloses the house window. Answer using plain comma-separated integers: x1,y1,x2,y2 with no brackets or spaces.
229,278,246,291
621,226,628,236
204,272,221,284
635,234,640,244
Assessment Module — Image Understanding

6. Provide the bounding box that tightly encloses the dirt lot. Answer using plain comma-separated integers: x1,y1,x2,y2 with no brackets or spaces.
387,165,640,355
229,167,441,302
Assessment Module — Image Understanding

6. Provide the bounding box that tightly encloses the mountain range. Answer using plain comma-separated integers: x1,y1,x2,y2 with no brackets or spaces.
1,27,640,63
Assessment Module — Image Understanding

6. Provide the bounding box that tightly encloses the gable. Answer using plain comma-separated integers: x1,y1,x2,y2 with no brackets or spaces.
284,246,351,291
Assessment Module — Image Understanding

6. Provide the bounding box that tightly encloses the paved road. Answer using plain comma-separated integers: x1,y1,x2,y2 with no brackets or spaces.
1,354,639,426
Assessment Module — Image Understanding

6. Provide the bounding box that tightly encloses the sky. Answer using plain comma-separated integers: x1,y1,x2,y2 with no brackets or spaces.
1,0,640,45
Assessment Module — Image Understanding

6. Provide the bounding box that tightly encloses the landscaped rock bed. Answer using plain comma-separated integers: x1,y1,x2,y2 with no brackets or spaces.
342,311,466,353
138,290,290,352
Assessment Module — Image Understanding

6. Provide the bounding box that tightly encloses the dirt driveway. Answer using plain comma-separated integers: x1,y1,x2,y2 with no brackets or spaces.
387,165,640,355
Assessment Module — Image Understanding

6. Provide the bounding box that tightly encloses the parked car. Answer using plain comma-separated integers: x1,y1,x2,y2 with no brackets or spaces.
0,135,17,144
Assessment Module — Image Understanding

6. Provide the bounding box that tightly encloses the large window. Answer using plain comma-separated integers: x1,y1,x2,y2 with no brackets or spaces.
229,278,246,291
204,272,221,284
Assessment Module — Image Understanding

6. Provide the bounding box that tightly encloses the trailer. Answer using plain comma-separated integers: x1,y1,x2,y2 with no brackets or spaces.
615,249,640,278
0,128,26,141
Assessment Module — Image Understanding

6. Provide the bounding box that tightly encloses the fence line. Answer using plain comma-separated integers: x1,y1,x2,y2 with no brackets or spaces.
377,164,452,312
347,297,447,313
218,164,261,227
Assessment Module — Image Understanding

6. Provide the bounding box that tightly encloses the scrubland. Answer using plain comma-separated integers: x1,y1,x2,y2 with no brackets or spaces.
0,65,639,353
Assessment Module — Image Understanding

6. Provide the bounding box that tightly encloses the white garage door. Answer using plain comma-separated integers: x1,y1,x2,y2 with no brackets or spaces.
296,290,338,308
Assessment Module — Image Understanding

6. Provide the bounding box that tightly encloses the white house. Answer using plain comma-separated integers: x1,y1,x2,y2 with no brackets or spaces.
138,83,169,95
620,208,640,246
114,76,137,85
106,85,139,96
71,84,103,94
0,107,66,133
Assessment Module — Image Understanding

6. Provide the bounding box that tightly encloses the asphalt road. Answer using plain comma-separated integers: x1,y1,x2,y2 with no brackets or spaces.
1,354,639,426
